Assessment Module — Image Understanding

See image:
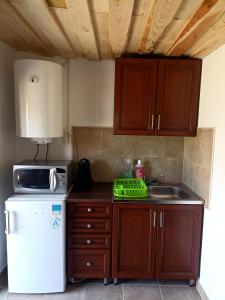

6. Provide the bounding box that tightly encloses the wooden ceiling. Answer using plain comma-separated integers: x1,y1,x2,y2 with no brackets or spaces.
1,0,225,60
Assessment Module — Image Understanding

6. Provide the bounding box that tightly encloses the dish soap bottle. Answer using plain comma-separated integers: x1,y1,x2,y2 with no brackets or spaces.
135,160,144,179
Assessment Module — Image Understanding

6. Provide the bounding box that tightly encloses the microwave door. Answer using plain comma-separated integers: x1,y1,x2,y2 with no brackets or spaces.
14,169,50,192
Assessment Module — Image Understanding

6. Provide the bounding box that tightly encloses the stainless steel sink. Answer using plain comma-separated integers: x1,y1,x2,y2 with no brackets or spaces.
149,186,189,200
113,184,204,205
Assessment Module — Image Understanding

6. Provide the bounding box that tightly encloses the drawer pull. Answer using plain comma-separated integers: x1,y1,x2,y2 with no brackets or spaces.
86,262,91,267
86,239,92,244
87,208,93,212
86,224,92,229
160,211,163,228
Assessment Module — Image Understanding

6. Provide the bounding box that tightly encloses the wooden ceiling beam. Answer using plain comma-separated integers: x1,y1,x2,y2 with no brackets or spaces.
47,0,67,9
0,0,53,56
89,0,111,59
109,0,135,57
139,0,183,53
154,0,204,54
9,0,76,58
49,6,84,58
65,0,99,60
167,0,225,56
127,0,156,53
90,0,109,13
186,12,225,57
1,0,225,59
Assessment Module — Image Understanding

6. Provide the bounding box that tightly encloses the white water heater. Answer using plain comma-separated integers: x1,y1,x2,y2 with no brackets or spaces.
14,59,63,144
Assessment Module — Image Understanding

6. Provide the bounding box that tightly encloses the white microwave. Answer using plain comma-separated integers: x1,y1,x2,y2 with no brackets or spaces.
13,160,73,194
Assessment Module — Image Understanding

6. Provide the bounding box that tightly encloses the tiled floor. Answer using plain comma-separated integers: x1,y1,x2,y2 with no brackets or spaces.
0,276,202,300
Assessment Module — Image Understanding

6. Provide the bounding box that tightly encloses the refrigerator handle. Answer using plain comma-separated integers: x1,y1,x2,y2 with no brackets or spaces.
50,168,57,192
4,210,10,235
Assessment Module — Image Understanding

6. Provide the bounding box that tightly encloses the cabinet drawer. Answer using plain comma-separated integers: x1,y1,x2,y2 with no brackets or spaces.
67,203,112,218
67,249,110,278
68,234,111,249
67,218,112,233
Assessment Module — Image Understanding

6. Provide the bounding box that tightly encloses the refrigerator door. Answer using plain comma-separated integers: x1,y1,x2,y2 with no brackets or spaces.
5,199,65,294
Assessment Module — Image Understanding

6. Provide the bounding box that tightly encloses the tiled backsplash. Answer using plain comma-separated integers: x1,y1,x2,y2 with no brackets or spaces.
73,127,184,183
182,128,214,208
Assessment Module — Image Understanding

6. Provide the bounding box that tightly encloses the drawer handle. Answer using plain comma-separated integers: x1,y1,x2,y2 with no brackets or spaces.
153,211,156,228
87,208,92,213
86,239,92,244
86,224,92,229
86,262,91,267
157,114,161,130
160,211,163,228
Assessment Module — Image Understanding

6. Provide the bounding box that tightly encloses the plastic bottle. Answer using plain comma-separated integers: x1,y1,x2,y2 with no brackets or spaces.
135,160,144,179
122,159,134,178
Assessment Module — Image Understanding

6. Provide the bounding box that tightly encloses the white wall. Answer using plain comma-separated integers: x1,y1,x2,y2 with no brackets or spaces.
198,44,225,300
0,42,16,272
69,59,114,127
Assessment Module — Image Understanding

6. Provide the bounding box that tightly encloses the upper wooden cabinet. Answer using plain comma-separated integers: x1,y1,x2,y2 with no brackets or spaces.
114,59,157,135
113,58,202,136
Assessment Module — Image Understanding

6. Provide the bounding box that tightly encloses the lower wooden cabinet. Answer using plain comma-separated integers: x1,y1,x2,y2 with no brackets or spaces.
67,249,110,278
112,203,203,283
67,202,112,280
112,204,156,278
156,205,203,281
67,234,111,249
67,201,203,283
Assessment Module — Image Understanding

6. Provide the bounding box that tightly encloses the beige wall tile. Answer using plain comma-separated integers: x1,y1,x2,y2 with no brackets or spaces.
72,127,214,207
73,127,103,161
164,137,184,159
72,127,184,183
182,128,214,207
143,158,164,180
184,128,214,171
102,128,131,159
125,135,164,159
94,158,125,182
163,158,183,183
183,159,211,203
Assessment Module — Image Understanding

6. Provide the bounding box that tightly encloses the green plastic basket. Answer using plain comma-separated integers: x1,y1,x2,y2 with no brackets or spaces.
113,178,149,198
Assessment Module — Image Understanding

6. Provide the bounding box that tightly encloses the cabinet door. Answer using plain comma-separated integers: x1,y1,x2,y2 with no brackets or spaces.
114,59,157,135
156,59,202,136
112,204,157,278
156,205,203,280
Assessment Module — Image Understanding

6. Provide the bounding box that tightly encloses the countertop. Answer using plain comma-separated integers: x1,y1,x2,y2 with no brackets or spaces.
67,182,204,205
67,182,113,203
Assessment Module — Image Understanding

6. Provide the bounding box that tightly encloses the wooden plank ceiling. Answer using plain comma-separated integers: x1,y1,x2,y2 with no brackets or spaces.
1,0,225,60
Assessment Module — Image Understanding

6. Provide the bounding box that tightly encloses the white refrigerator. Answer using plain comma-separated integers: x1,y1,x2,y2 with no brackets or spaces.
5,194,66,294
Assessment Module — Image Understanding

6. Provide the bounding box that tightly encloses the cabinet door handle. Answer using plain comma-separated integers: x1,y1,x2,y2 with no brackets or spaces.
87,208,92,213
153,211,156,227
157,114,161,130
86,262,91,267
159,211,163,228
151,114,155,130
86,239,92,244
86,224,92,229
